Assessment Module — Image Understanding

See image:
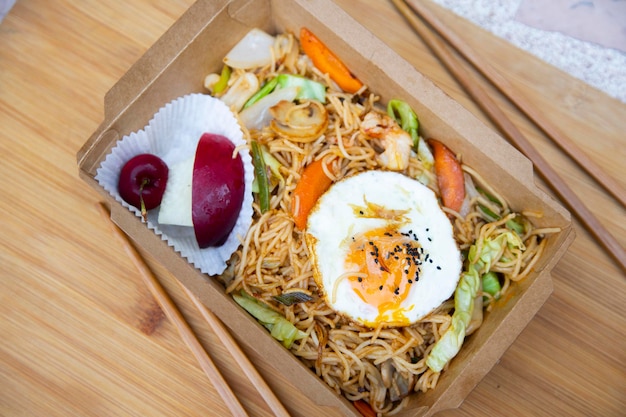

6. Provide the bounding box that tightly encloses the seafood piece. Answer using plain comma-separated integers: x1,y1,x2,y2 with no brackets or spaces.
360,111,412,171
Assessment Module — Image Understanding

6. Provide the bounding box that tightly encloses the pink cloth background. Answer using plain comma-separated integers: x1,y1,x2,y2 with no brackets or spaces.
516,0,626,53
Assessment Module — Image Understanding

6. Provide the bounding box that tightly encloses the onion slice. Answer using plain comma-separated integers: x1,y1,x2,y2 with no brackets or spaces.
238,86,299,130
224,28,275,70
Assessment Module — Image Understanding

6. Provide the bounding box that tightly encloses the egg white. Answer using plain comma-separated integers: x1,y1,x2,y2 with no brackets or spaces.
305,170,462,327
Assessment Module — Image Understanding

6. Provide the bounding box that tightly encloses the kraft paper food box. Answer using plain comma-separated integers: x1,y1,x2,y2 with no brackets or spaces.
77,0,574,415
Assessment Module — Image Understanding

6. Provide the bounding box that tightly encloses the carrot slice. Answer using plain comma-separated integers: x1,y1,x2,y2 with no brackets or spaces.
291,158,333,230
428,139,465,212
353,400,376,417
300,27,363,94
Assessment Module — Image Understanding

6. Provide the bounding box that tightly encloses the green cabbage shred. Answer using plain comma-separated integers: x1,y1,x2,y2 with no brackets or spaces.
426,231,524,372
232,290,307,349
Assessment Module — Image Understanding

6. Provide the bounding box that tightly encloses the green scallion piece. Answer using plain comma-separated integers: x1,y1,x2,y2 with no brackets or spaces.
213,65,231,94
250,140,270,213
243,77,279,109
272,291,314,306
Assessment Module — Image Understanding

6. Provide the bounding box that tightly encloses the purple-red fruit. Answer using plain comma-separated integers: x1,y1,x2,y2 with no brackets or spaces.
192,133,245,248
118,153,169,219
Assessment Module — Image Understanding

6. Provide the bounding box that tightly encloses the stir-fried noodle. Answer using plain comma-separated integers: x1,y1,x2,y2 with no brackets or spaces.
214,32,556,414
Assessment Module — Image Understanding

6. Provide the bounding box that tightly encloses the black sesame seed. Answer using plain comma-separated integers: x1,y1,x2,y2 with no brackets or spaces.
358,277,363,282
436,266,441,270
427,237,432,242
408,279,413,284
379,285,383,290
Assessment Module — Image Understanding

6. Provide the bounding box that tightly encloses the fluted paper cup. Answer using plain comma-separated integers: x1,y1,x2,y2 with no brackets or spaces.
96,93,254,276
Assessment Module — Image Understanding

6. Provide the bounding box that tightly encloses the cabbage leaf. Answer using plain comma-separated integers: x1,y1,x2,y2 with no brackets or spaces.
426,231,524,372
232,291,307,348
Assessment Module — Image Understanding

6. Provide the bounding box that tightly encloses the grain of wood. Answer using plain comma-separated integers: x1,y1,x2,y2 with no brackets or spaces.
97,203,249,417
403,0,626,209
181,285,291,417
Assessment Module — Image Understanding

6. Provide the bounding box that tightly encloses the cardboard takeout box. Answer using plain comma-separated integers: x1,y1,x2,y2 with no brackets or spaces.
77,0,574,415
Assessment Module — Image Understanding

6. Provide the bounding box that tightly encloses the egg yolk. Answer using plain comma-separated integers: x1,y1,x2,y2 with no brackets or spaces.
345,227,425,325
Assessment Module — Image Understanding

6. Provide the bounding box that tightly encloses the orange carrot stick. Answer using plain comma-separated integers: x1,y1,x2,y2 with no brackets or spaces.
300,27,364,94
291,158,334,230
353,400,376,417
428,139,465,212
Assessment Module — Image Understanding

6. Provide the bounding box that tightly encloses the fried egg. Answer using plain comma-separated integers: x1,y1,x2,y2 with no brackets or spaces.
305,170,462,327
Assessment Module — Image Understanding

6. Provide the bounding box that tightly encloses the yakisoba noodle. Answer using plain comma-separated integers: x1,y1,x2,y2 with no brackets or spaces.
213,31,557,414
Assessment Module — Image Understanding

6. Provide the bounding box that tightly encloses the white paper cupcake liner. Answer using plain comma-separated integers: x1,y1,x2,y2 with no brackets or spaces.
96,93,254,276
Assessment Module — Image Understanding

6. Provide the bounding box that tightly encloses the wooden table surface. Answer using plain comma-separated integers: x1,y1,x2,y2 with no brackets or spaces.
1,1,625,416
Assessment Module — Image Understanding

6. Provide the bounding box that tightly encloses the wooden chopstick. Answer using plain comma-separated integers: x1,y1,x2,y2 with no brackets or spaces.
179,284,291,417
97,203,249,417
390,0,626,271
403,0,626,209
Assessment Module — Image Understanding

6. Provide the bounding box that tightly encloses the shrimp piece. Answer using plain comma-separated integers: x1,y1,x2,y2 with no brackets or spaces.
360,111,412,171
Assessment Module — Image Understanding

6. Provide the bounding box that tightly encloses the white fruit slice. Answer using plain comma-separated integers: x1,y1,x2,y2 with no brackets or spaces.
157,156,193,227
